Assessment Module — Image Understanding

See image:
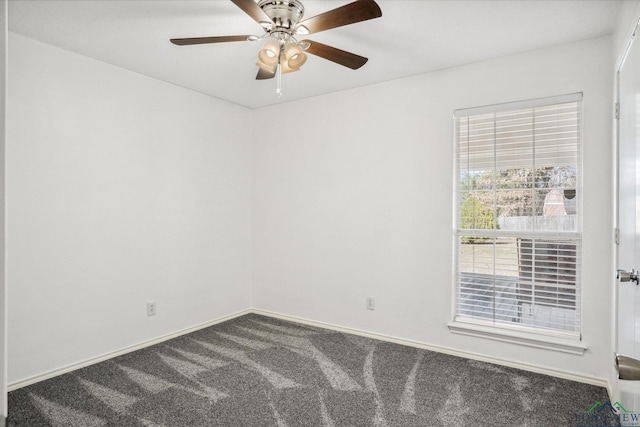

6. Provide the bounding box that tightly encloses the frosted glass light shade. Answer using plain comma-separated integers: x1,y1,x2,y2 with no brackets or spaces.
256,39,280,71
285,44,307,70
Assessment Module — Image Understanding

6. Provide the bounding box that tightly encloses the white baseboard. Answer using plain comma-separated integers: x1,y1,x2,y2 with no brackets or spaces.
7,309,252,391
252,309,610,390
7,307,610,393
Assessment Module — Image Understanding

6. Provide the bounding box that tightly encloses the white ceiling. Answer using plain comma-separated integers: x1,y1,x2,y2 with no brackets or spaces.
9,0,622,109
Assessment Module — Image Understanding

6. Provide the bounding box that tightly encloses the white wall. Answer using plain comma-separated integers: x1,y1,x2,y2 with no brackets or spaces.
253,36,613,380
613,0,640,70
6,33,253,384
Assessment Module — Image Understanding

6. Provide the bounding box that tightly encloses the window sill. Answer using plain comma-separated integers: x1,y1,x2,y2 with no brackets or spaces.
447,320,586,355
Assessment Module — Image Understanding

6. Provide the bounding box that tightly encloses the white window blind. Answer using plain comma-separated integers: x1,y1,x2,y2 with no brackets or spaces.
454,94,582,337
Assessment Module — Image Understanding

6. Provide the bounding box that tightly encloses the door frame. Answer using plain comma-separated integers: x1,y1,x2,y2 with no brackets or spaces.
0,1,6,424
612,6,640,405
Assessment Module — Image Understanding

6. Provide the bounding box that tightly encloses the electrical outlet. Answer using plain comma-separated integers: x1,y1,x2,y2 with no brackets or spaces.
366,296,375,310
147,301,157,316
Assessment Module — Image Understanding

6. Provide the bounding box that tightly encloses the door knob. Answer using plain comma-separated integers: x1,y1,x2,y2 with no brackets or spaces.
617,354,640,380
617,268,639,284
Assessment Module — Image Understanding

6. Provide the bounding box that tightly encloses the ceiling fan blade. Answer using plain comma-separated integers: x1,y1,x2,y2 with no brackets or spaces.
231,0,273,25
170,35,252,45
302,40,368,70
256,67,276,80
296,0,382,35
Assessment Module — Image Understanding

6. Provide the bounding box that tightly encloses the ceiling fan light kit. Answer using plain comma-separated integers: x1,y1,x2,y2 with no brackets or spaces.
170,0,382,97
255,37,307,72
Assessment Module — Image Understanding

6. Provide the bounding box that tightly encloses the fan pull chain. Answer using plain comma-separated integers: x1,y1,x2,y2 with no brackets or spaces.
276,63,282,98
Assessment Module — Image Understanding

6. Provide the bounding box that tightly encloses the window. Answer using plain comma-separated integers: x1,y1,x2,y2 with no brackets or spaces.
451,93,582,347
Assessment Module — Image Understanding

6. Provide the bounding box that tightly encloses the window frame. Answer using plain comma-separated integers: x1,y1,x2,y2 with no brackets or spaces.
448,93,585,355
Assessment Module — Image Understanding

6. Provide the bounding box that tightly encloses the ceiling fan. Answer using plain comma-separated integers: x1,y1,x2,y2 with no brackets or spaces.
170,0,382,90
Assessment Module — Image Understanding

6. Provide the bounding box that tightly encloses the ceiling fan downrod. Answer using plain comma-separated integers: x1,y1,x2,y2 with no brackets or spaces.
257,0,305,32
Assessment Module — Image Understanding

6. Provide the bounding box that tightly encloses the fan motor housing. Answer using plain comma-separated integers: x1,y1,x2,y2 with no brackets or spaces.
258,0,304,30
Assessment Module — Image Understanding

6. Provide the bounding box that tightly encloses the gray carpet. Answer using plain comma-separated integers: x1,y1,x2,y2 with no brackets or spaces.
8,313,616,426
